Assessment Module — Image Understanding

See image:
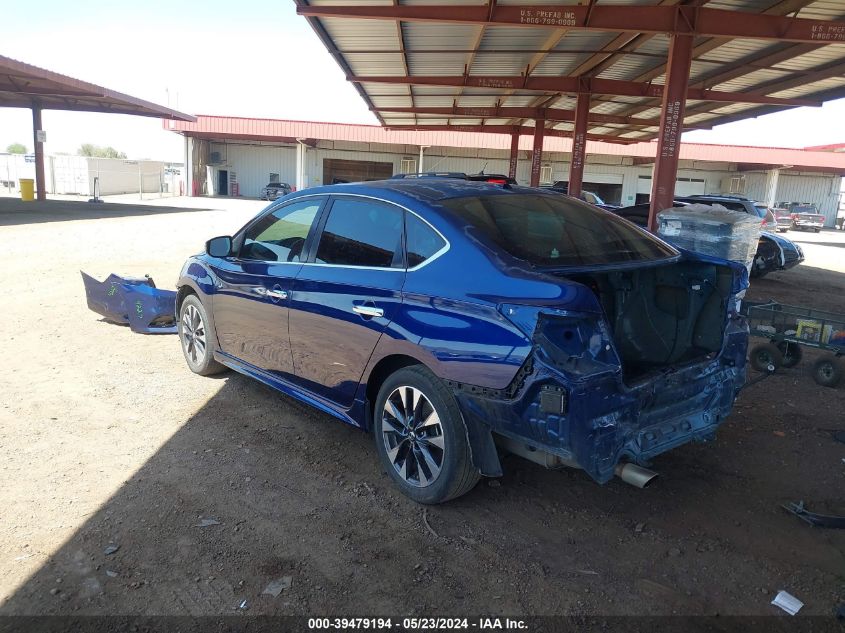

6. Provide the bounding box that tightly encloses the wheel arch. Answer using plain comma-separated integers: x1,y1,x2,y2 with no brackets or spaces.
363,352,502,478
175,276,222,353
176,283,197,313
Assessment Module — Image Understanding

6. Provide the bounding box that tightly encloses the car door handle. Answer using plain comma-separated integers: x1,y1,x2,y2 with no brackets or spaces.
253,287,288,300
352,304,384,318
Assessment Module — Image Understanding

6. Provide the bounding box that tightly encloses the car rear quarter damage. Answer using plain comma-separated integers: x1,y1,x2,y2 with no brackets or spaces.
448,255,749,484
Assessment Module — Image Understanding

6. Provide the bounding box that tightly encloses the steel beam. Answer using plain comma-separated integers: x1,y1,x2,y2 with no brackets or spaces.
383,124,642,144
531,119,545,187
649,35,694,231
354,75,821,107
32,103,46,201
297,5,845,44
374,105,696,127
508,131,520,179
568,93,590,197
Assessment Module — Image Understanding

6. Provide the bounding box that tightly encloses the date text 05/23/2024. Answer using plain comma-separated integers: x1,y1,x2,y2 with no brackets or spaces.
307,618,528,630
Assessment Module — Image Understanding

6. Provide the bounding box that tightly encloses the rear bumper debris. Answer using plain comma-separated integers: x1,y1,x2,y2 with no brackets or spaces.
81,271,177,334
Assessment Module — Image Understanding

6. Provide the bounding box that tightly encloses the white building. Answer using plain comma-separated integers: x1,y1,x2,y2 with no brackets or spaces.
165,116,845,227
0,153,183,197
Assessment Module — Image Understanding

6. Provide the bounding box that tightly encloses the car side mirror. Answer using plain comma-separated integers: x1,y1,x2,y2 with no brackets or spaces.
206,235,233,258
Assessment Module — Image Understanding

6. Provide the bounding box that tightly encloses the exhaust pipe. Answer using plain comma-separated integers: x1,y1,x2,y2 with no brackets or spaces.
615,463,659,489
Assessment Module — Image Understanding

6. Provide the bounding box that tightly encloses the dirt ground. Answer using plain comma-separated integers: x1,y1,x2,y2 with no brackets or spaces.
0,196,842,618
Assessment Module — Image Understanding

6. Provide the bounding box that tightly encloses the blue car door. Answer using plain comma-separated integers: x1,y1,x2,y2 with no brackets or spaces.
288,195,406,406
208,197,326,378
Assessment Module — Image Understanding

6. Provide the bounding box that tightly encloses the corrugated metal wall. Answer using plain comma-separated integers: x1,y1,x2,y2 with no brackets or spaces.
741,170,841,226
51,155,88,194
0,154,36,192
210,143,298,197
778,173,841,226
1,154,168,196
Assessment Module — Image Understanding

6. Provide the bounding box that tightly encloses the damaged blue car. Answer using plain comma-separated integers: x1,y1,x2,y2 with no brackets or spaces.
176,179,749,504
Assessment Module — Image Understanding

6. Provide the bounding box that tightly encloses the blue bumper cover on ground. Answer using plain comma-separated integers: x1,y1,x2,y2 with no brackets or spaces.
81,271,177,334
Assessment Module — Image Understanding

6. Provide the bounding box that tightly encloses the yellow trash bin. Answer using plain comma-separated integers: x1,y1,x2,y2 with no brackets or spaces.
19,178,35,202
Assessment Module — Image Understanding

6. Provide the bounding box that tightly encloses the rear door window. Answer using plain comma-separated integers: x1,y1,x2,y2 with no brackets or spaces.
314,197,403,268
406,213,446,268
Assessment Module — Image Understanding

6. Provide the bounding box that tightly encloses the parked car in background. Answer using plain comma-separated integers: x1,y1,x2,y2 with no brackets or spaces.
759,206,778,232
780,203,825,232
176,179,749,503
675,194,764,218
543,181,620,211
613,198,804,278
260,182,292,201
773,207,793,232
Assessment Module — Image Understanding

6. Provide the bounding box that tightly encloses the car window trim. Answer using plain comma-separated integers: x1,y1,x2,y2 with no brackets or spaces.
302,193,450,272
232,194,329,264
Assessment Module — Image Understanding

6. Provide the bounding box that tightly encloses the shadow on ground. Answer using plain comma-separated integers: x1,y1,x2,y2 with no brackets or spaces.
0,198,213,226
1,363,843,617
747,264,845,313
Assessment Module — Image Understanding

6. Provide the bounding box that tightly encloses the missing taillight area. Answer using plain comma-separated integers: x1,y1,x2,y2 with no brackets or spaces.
570,261,734,382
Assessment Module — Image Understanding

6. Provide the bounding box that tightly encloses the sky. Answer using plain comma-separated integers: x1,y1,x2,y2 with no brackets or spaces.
1,0,844,162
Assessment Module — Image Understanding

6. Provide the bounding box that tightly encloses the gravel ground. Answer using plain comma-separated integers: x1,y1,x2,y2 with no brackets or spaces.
0,196,842,617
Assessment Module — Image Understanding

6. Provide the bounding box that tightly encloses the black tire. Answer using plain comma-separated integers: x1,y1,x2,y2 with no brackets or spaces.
812,356,843,388
178,294,226,376
814,228,821,233
749,342,783,373
777,341,803,368
373,365,480,504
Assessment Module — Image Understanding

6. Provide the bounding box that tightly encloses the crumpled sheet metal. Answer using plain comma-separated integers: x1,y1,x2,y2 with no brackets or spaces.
81,271,177,334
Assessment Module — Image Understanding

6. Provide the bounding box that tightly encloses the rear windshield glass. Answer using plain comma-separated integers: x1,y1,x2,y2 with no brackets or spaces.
441,194,677,267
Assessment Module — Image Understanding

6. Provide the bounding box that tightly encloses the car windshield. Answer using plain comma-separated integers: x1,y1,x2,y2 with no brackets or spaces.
442,194,678,268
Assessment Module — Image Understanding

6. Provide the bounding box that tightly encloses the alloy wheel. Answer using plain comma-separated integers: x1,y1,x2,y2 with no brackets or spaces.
181,304,207,365
381,386,445,487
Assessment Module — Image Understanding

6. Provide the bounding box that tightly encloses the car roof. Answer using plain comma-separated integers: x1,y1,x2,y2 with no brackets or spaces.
298,177,550,203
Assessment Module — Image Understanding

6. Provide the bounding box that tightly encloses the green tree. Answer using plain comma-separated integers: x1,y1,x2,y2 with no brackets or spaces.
77,144,127,159
6,143,27,154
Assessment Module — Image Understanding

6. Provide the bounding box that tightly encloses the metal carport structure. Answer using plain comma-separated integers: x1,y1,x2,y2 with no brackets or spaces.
0,55,195,201
295,0,845,228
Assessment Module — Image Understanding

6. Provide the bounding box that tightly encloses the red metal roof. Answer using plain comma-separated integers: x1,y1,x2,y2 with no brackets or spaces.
166,115,845,172
804,142,845,152
0,55,195,121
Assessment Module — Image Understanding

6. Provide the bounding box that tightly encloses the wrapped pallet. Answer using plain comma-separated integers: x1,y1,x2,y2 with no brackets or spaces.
656,203,762,273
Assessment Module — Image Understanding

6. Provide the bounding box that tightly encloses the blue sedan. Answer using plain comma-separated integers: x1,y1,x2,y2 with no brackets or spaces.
176,179,749,503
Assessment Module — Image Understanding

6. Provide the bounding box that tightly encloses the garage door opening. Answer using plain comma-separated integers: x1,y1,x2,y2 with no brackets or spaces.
585,182,622,206
323,159,393,184
636,176,706,204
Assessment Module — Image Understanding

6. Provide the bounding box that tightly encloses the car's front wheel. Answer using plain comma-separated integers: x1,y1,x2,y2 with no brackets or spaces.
178,294,226,376
373,366,480,504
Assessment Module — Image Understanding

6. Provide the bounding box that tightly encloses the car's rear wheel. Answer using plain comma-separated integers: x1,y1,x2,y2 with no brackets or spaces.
178,294,226,376
373,366,480,504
